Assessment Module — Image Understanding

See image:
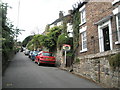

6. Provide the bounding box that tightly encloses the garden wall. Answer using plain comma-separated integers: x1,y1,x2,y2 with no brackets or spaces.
73,49,120,88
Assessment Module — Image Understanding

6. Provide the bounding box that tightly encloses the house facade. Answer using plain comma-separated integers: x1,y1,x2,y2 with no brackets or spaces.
77,1,120,56
75,2,120,56
72,0,120,88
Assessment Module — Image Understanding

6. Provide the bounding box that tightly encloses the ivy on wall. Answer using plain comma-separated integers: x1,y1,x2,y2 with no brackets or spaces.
72,10,80,51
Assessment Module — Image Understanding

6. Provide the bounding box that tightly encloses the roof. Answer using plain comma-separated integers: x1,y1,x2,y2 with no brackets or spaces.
49,14,72,26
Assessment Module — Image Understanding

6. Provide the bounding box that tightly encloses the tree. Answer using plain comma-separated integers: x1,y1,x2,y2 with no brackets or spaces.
26,26,63,52
1,3,22,65
22,35,33,47
43,26,62,51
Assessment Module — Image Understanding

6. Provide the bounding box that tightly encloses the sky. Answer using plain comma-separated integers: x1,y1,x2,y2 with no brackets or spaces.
3,0,80,42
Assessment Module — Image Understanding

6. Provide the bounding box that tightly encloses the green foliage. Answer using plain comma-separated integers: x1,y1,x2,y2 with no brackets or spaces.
26,40,34,50
62,18,67,34
73,10,80,50
57,34,70,49
75,58,80,63
43,26,62,51
1,3,22,64
108,53,120,70
26,35,42,50
27,26,62,52
22,35,33,47
66,52,73,57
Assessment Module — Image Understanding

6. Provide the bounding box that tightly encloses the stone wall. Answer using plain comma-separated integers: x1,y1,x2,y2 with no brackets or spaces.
56,48,64,67
73,49,120,88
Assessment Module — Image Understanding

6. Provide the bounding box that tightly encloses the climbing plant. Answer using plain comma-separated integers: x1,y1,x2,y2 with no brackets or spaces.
72,10,80,51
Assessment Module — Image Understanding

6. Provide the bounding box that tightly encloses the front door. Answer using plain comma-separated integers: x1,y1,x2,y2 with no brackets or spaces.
102,26,110,51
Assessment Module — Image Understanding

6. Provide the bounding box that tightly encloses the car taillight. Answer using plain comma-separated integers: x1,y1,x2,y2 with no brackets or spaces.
40,57,44,59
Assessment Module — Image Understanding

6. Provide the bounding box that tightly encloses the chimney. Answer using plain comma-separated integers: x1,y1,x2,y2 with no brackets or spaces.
68,10,73,14
59,11,64,18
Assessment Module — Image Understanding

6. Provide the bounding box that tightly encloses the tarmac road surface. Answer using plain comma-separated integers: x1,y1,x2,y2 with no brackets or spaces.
2,52,102,88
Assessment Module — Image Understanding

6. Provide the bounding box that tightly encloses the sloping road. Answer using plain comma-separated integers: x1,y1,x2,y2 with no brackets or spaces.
2,52,102,88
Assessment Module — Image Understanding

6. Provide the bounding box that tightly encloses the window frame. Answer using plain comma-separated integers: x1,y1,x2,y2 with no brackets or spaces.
79,5,86,26
115,13,120,44
80,26,87,53
98,20,113,52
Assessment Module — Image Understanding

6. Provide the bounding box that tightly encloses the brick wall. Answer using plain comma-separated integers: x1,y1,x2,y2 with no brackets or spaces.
78,2,118,56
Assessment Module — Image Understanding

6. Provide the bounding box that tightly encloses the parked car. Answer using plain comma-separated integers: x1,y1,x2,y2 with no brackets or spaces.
35,51,56,66
24,49,30,55
31,51,40,61
29,51,33,58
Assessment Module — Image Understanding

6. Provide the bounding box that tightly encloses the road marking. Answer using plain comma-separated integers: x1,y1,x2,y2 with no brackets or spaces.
6,83,13,87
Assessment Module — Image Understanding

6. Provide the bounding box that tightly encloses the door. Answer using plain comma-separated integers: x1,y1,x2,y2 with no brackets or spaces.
102,26,110,51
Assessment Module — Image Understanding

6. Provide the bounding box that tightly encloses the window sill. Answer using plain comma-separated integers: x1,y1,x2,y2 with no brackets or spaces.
80,49,87,53
115,41,120,45
79,22,86,26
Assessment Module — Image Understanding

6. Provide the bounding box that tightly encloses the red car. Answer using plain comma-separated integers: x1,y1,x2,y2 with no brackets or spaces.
35,51,56,66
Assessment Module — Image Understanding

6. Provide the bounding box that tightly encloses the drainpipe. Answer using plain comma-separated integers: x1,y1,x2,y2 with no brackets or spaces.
98,60,100,83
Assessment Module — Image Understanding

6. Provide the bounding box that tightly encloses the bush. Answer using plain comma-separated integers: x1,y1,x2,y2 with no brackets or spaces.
75,58,80,63
108,53,120,70
57,34,72,50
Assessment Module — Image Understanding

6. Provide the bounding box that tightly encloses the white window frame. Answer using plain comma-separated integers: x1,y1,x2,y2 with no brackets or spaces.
113,6,120,44
115,13,120,44
67,23,73,33
80,26,87,53
79,5,86,26
98,20,113,52
67,23,73,37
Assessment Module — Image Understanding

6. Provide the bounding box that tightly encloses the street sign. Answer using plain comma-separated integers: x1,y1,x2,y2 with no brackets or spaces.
63,44,71,51
63,44,71,67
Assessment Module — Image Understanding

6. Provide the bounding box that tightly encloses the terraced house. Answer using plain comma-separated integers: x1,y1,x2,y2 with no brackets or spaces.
72,0,120,88
76,1,120,55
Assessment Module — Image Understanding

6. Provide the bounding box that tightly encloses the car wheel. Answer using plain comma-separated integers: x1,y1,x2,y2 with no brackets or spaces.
38,60,40,66
32,58,34,61
34,60,36,63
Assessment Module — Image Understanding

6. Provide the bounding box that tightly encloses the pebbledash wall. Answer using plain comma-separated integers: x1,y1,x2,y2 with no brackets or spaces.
73,49,120,88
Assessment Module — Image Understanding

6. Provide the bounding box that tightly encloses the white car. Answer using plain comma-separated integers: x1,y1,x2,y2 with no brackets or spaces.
24,49,30,55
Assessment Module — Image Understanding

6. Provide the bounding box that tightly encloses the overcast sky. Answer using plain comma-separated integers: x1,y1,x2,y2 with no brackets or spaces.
3,0,80,42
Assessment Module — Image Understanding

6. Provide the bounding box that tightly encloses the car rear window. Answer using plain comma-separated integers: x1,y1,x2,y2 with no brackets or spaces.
33,51,39,54
42,53,53,56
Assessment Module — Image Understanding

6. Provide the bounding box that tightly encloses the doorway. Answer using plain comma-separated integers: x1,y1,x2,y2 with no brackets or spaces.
102,26,110,51
98,20,113,52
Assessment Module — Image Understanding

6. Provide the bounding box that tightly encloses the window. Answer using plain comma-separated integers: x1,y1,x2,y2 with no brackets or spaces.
115,13,120,44
80,26,87,53
67,23,73,37
79,5,86,25
42,53,53,56
81,9,86,24
81,31,87,50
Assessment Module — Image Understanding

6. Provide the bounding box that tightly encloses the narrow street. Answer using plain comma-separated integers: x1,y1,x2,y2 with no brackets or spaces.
2,52,102,88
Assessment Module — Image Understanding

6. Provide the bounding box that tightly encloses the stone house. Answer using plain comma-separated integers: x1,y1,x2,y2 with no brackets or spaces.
49,11,72,29
72,0,120,88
